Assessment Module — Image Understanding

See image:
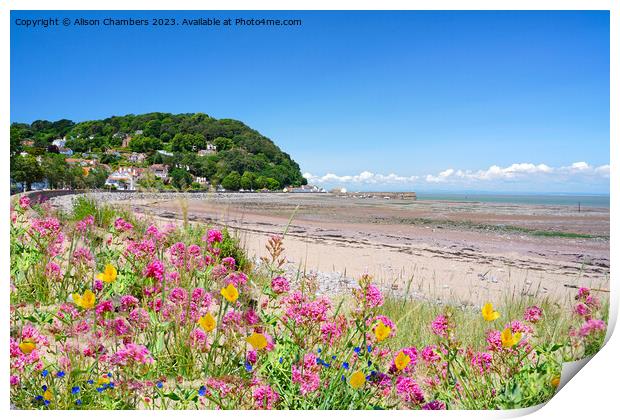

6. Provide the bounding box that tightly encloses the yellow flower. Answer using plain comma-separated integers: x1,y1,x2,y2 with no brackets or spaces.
19,340,36,355
481,302,500,321
96,264,117,284
551,376,561,388
72,289,96,309
394,350,411,371
43,389,53,401
97,375,110,386
198,313,216,332
374,320,391,342
500,327,523,348
350,371,366,389
221,283,239,303
246,332,268,350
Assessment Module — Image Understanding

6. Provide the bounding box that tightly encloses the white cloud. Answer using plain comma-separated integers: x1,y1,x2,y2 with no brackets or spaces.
304,161,609,187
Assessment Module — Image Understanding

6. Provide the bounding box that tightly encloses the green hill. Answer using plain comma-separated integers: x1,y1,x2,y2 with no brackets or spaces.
10,112,307,191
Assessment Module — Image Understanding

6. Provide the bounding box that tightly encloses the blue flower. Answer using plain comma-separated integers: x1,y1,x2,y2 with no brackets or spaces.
44,400,50,406
87,379,94,385
56,371,65,378
331,355,337,360
156,381,163,389
354,346,361,354
108,382,115,389
107,372,112,378
367,360,372,367
35,395,43,401
96,387,105,393
76,399,82,406
367,345,372,353
198,385,207,396
342,362,350,370
341,375,346,382
42,385,48,391
41,370,49,378
244,361,253,372
279,357,283,364
317,348,322,353
71,386,80,394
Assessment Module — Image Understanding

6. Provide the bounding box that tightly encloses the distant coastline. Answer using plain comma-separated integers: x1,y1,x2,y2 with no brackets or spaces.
413,192,610,208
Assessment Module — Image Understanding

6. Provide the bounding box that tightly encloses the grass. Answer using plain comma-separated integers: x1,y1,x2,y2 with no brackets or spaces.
9,195,609,410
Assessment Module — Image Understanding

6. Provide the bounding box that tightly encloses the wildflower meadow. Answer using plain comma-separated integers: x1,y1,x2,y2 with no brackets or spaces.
10,194,609,410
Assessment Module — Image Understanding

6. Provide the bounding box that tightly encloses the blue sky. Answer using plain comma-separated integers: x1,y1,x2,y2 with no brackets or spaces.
11,11,610,193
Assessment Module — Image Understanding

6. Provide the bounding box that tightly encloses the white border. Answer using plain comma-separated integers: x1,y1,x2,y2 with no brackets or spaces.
1,1,616,419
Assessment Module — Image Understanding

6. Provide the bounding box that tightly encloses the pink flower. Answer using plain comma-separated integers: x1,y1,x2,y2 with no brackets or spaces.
72,247,94,265
321,319,345,345
244,309,260,325
144,259,165,281
246,349,258,364
471,352,493,374
354,283,384,308
10,375,20,386
524,306,543,323
422,400,446,410
19,196,31,209
120,295,139,311
113,317,131,336
223,272,248,288
114,218,133,232
45,262,62,281
128,308,150,330
252,385,279,409
486,330,502,352
292,353,321,395
576,287,590,300
205,229,223,244
421,345,441,364
395,376,425,405
430,315,449,338
76,215,95,233
222,257,236,270
574,302,591,318
189,328,209,351
271,276,290,294
110,343,153,365
96,300,114,316
578,319,606,337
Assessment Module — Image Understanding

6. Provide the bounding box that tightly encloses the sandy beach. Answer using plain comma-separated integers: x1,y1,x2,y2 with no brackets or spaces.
52,192,610,305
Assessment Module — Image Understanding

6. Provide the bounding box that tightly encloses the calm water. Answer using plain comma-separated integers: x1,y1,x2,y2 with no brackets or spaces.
416,193,610,208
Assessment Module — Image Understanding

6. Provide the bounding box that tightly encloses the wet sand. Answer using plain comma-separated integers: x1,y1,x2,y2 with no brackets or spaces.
107,192,610,304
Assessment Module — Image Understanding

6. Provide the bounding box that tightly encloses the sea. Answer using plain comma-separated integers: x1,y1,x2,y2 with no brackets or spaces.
414,193,610,208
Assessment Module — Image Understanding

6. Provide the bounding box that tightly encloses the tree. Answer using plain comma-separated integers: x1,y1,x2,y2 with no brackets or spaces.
213,137,233,152
221,171,241,191
265,177,280,191
240,171,256,190
11,155,44,191
41,154,68,189
169,167,192,189
129,135,162,153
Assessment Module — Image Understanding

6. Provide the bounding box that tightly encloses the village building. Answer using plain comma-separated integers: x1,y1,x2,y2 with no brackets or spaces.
58,147,74,156
51,138,67,148
198,143,217,156
128,152,147,163
284,185,325,193
149,164,169,180
104,166,145,191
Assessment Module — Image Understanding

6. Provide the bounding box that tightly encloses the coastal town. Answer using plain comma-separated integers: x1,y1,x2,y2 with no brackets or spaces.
10,113,312,194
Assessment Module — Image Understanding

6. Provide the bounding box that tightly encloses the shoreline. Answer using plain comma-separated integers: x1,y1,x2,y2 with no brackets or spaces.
47,191,610,304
